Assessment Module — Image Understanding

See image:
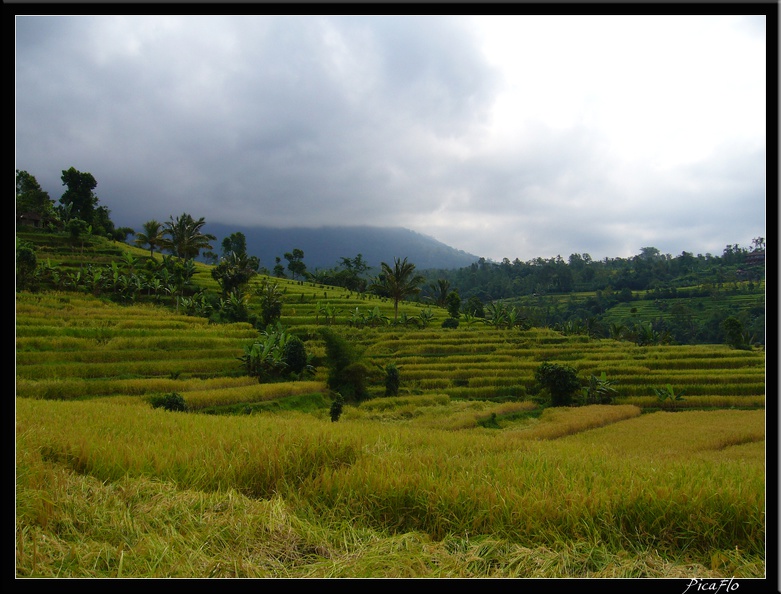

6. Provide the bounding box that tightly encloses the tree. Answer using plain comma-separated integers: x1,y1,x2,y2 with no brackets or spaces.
162,213,216,261
273,257,286,278
219,232,261,270
211,251,259,297
464,296,485,318
330,394,345,422
370,257,425,321
320,327,369,402
722,316,751,350
284,248,307,280
445,290,461,319
16,239,38,291
134,220,166,258
282,335,309,376
336,254,370,291
534,362,580,407
384,363,401,396
66,219,91,252
16,170,54,218
222,232,248,258
428,279,451,307
255,279,284,328
60,167,98,226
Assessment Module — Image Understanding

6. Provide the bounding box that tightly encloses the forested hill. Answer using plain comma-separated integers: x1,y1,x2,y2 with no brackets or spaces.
202,223,480,271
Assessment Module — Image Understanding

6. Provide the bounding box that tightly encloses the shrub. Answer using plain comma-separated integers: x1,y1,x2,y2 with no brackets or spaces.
282,335,308,375
149,392,187,412
320,328,369,402
330,393,345,422
441,317,459,329
534,362,580,407
384,363,401,396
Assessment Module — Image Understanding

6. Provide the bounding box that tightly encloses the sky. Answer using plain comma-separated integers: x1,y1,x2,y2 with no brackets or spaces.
15,14,768,263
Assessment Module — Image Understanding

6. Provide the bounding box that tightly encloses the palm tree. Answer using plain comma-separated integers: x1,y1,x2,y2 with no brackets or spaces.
370,257,425,321
162,213,216,261
134,220,165,258
428,279,451,307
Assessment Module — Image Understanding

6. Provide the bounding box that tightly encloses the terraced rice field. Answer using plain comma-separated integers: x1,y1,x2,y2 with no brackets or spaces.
16,289,765,411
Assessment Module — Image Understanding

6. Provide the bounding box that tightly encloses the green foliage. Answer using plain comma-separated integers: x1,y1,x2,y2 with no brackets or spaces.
384,363,401,397
281,335,309,376
16,239,38,292
534,362,580,407
239,323,298,382
320,327,369,402
66,218,90,242
652,384,686,404
441,317,459,329
16,169,55,219
211,251,259,297
722,316,752,350
416,307,435,328
581,371,617,405
446,290,461,319
162,213,216,261
347,306,389,328
215,290,252,324
255,279,284,328
329,393,345,422
309,254,370,292
370,257,425,321
463,296,485,318
284,248,307,280
149,392,187,412
60,167,98,227
477,412,501,429
133,220,165,257
316,300,342,325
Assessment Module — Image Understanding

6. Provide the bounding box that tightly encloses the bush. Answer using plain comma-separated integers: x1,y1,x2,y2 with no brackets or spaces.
282,335,308,375
441,317,459,329
533,362,580,407
320,328,369,402
149,392,187,412
384,363,401,396
330,393,345,422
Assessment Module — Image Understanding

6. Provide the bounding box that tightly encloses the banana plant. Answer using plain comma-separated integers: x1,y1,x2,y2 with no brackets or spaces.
238,323,292,381
417,307,435,328
365,306,389,327
581,371,617,404
652,384,686,406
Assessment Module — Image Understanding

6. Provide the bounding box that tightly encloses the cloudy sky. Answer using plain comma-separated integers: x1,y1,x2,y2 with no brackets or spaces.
15,14,767,263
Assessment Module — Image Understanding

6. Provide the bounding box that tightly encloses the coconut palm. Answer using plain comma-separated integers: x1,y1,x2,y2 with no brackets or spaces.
134,220,165,258
427,279,451,307
162,213,216,261
370,257,425,321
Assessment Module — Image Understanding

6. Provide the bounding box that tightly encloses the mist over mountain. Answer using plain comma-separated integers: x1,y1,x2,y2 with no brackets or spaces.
202,224,482,272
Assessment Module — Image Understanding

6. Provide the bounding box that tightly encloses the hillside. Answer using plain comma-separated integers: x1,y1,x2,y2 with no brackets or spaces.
14,228,767,579
200,223,481,271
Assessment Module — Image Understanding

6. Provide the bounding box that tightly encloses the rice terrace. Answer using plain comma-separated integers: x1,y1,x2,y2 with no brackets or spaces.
15,221,767,580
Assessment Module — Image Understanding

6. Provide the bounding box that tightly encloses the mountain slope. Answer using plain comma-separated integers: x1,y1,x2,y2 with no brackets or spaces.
202,224,481,271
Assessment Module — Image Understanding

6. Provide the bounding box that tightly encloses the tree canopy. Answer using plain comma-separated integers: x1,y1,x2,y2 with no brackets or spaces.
370,257,425,321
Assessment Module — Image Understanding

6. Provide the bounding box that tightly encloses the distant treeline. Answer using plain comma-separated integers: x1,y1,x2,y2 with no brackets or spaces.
419,243,765,302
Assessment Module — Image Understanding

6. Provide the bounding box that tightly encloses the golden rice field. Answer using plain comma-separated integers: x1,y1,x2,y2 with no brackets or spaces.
15,289,767,579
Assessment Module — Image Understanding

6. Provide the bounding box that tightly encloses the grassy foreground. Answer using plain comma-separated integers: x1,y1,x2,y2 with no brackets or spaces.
16,397,765,578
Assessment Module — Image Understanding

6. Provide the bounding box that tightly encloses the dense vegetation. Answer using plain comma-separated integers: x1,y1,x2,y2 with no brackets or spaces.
15,168,767,579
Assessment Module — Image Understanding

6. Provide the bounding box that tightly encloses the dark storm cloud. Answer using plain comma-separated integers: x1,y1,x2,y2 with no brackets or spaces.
15,15,766,262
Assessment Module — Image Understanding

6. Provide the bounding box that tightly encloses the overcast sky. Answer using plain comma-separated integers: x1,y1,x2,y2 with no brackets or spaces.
15,14,767,263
